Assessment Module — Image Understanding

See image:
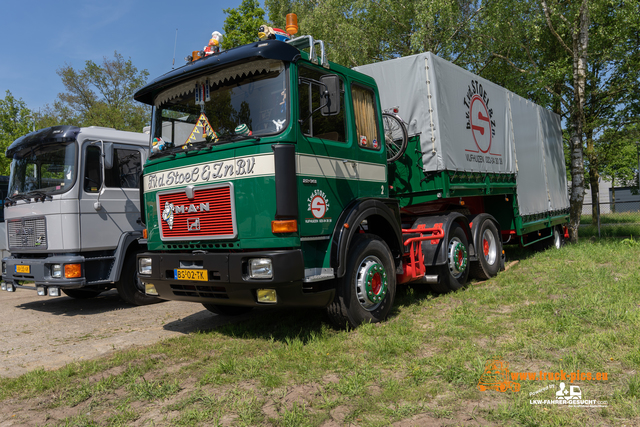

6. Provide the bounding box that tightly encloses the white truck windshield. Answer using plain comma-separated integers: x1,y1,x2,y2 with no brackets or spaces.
8,142,77,197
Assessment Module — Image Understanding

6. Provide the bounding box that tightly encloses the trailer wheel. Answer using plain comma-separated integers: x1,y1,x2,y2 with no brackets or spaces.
535,225,564,251
62,288,102,299
202,304,253,316
327,234,396,328
470,220,501,280
436,223,470,292
116,253,162,306
552,226,565,249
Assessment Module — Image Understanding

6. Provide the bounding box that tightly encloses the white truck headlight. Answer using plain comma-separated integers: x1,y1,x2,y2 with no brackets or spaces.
52,264,62,278
249,258,273,279
138,257,152,275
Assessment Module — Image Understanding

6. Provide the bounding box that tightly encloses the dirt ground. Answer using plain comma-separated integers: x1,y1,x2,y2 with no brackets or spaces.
0,288,238,378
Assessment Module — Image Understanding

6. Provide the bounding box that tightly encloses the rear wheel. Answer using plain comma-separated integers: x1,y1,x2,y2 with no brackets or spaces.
552,226,565,249
201,304,254,316
432,223,470,293
327,234,396,328
470,220,502,280
535,225,565,251
116,252,162,305
62,288,102,299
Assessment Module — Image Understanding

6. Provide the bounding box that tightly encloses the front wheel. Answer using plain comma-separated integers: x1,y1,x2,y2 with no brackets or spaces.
327,234,396,329
116,252,162,306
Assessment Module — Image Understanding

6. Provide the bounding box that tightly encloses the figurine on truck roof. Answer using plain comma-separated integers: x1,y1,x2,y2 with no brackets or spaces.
133,15,568,328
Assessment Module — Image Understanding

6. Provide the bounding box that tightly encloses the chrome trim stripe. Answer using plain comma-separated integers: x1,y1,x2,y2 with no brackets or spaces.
296,153,386,182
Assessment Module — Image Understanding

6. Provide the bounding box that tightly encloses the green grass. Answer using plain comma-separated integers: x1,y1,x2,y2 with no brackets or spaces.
580,211,640,224
1,240,639,426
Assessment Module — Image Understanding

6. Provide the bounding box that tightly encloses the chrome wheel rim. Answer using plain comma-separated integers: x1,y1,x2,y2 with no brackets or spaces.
448,237,468,278
355,255,388,311
482,229,497,265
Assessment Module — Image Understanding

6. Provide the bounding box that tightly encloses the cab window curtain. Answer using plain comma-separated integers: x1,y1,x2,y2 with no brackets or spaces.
351,85,380,150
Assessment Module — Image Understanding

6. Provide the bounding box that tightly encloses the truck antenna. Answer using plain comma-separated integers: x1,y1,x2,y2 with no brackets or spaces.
172,28,178,69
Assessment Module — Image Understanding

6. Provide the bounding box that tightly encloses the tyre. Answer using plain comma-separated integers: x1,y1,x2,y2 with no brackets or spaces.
470,219,502,280
433,223,470,292
535,225,564,251
202,304,253,316
382,113,408,163
62,288,102,299
552,225,565,249
116,252,162,305
327,234,396,329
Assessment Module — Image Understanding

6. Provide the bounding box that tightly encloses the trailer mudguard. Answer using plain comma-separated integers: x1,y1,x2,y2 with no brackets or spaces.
331,198,403,278
411,213,474,267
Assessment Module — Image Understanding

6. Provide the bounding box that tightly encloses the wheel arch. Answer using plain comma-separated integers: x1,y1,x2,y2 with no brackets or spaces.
111,231,145,283
331,198,403,278
411,212,473,267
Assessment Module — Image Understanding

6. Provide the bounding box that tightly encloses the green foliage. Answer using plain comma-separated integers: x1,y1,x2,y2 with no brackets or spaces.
266,0,481,67
222,0,265,49
0,90,33,175
46,51,150,132
598,124,640,189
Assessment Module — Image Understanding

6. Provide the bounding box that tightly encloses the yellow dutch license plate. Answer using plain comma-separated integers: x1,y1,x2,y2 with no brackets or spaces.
16,265,30,274
174,269,208,281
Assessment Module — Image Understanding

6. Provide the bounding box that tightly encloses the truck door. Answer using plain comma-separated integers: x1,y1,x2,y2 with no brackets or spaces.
79,142,144,251
350,83,388,199
296,65,354,237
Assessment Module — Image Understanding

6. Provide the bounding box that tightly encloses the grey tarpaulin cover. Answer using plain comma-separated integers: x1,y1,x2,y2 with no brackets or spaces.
354,52,569,216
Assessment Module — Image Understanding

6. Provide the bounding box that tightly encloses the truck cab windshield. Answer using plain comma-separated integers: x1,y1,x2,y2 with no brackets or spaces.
8,141,77,198
151,60,288,150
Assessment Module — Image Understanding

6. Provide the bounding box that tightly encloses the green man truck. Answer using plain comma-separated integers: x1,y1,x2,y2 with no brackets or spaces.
133,34,568,328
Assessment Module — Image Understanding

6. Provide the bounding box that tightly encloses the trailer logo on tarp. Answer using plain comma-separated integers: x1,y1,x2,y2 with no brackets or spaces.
464,80,500,159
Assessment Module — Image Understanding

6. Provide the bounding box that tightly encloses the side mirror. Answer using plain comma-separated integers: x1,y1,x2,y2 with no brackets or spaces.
103,142,114,169
320,75,340,116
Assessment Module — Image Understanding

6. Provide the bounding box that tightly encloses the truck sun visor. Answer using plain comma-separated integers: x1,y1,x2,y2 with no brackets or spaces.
154,60,285,108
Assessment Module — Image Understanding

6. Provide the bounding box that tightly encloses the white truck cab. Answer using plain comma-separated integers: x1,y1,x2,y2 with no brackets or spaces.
1,125,159,305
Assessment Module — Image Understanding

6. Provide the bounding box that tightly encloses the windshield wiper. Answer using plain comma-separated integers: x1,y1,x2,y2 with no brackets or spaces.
205,133,260,147
26,190,53,202
150,134,261,159
5,194,31,205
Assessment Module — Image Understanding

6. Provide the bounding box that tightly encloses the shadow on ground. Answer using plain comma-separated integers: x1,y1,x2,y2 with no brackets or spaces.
14,290,136,316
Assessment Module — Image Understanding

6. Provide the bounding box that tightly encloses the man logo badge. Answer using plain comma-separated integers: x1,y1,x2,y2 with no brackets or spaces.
187,218,201,231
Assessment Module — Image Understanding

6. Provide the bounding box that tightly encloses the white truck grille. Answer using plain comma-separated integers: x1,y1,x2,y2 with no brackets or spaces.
7,217,48,249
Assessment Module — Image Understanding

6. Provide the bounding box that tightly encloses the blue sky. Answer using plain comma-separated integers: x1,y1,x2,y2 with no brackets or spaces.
0,0,252,112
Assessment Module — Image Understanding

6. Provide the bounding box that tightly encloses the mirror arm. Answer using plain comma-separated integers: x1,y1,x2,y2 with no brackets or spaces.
91,139,106,211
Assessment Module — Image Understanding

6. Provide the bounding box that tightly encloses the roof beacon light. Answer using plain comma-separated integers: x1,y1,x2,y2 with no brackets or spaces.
286,13,298,36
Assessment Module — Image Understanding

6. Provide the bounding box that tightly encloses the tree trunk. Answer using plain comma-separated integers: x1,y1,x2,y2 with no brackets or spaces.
567,0,590,244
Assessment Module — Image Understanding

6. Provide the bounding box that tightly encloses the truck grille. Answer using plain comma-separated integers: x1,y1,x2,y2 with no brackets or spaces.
157,184,236,240
8,217,48,249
